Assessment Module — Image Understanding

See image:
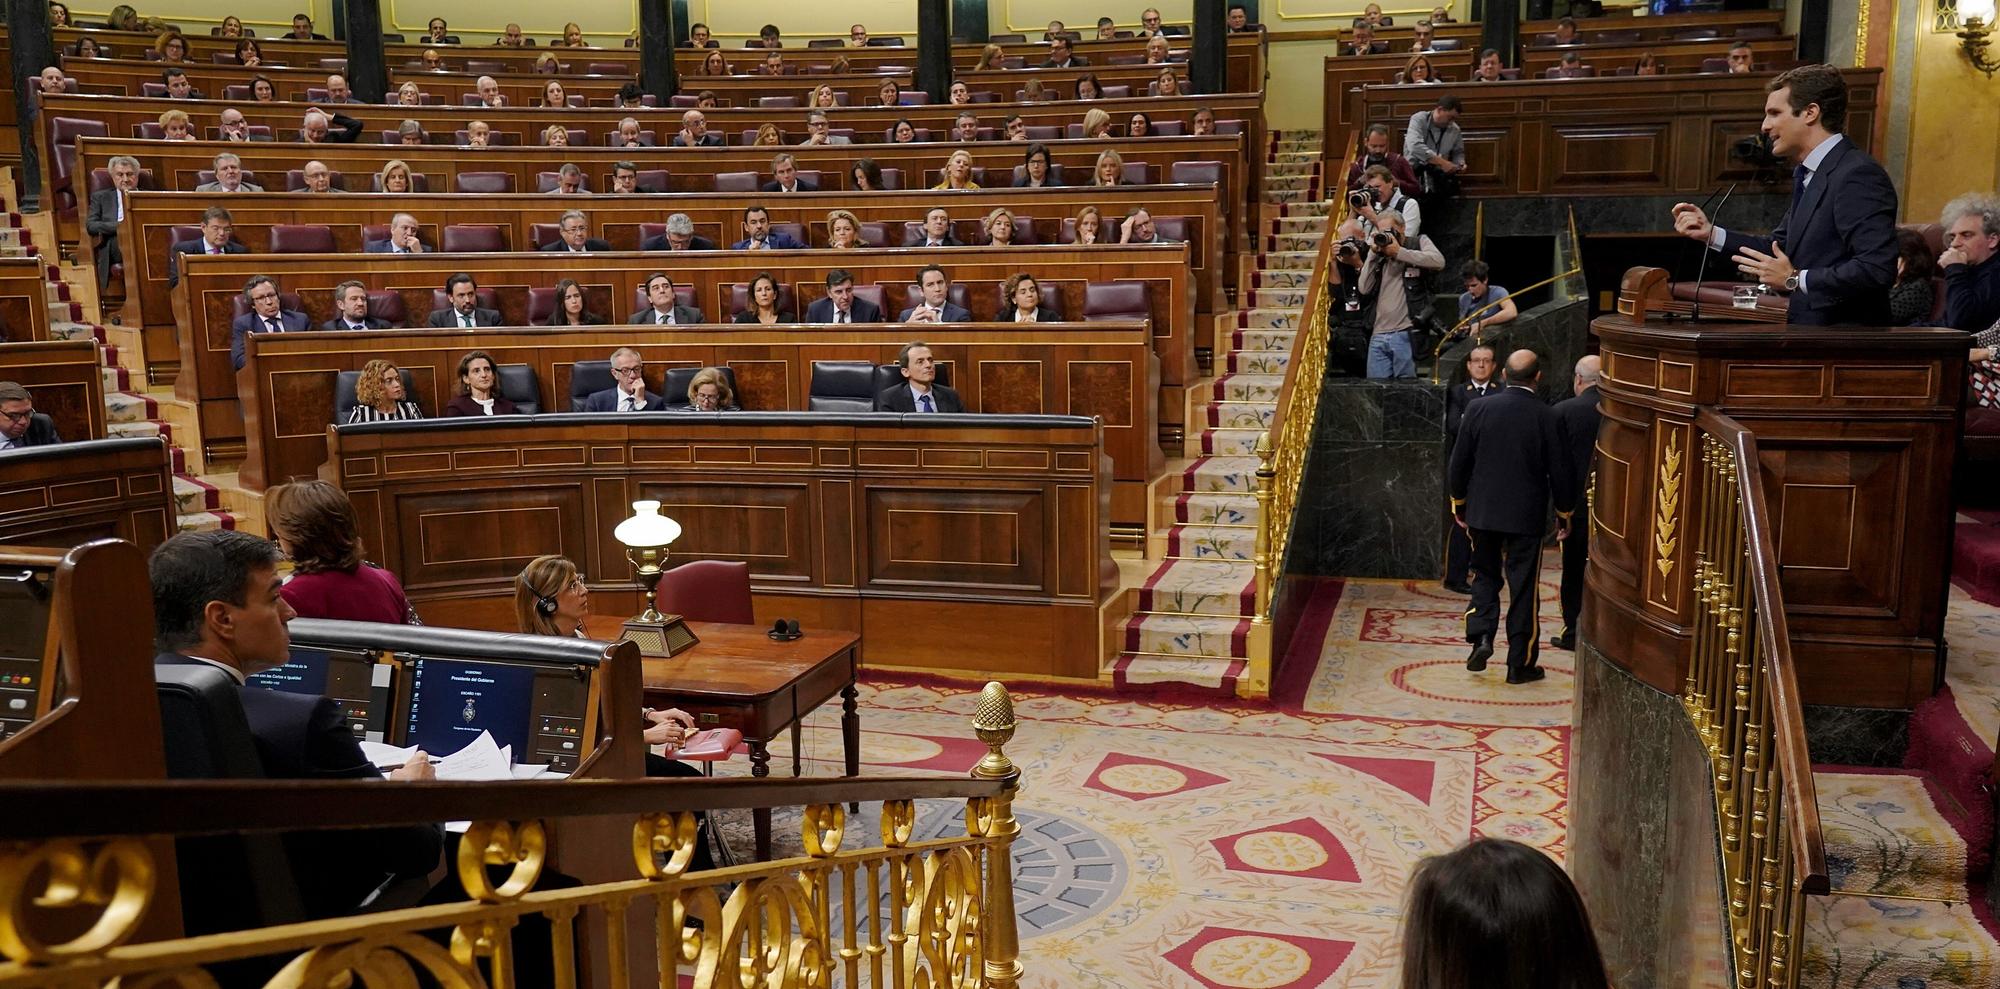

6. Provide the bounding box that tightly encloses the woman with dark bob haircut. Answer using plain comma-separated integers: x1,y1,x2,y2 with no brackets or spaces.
1399,838,1610,989
267,479,419,624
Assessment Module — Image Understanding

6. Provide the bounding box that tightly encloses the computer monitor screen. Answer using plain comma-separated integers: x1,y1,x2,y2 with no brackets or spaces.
247,650,330,695
246,647,383,738
0,566,54,742
403,657,537,758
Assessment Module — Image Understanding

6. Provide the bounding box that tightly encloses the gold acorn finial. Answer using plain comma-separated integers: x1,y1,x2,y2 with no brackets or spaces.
972,681,1017,780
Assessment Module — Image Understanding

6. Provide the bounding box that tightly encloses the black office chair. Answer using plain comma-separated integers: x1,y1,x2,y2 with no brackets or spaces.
334,368,419,423
496,364,542,414
662,366,739,408
569,360,616,411
869,363,952,404
807,361,880,412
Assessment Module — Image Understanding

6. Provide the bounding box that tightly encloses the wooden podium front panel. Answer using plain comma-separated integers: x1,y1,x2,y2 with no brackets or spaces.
1587,316,1966,709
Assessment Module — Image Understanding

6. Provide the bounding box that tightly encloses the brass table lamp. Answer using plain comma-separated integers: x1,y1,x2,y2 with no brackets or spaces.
612,500,698,657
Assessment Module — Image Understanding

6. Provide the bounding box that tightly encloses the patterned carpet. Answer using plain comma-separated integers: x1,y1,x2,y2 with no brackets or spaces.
714,576,1572,988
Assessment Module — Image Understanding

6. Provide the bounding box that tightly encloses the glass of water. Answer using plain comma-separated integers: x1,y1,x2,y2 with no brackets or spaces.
1731,285,1761,310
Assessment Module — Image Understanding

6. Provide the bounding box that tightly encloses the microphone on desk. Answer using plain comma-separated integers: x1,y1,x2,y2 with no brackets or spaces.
1666,183,1730,322
1687,182,1738,324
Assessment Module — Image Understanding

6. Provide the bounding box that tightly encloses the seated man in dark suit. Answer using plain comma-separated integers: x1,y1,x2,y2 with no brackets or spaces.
0,381,63,450
1120,208,1179,245
731,205,806,250
875,341,964,412
363,213,426,254
1042,36,1087,68
167,206,249,288
628,272,704,325
641,213,717,251
230,275,313,370
540,209,612,253
300,108,365,144
762,153,818,193
322,280,393,331
426,273,503,327
614,117,654,148
899,264,974,322
907,207,964,248
86,155,141,289
610,161,664,195
147,529,442,921
163,67,204,100
1671,65,1897,326
805,269,882,323
671,109,724,147
581,346,667,411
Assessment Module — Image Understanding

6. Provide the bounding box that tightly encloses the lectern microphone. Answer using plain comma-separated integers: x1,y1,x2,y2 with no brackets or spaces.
1687,182,1738,324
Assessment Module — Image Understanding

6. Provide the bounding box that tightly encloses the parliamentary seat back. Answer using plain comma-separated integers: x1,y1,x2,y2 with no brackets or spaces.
757,96,802,108
1170,160,1222,186
454,173,514,197
368,290,408,326
587,62,628,75
569,360,614,410
494,364,543,413
662,366,738,408
1083,281,1150,321
1152,216,1189,242
807,360,880,412
1149,120,1186,136
1023,124,1062,140
713,171,759,193
140,82,167,97
220,83,253,100
334,367,419,421
535,171,592,193
133,122,165,140
659,560,755,623
856,222,890,247
440,224,509,252
270,224,336,254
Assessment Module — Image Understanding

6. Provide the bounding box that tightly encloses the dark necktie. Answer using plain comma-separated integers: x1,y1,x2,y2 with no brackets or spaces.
460,312,473,328
658,311,669,325
1784,164,1811,247
919,394,934,412
265,317,280,334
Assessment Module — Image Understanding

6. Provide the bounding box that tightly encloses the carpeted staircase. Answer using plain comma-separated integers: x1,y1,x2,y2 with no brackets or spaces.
1798,686,2000,985
1107,130,1323,699
0,172,234,533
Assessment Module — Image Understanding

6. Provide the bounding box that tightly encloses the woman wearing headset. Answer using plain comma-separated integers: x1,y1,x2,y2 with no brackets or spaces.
515,555,720,866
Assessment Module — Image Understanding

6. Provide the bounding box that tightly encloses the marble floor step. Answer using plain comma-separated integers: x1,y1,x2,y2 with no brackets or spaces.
1260,186,1316,205
1232,327,1297,353
175,510,238,533
1259,250,1319,270
1239,307,1303,330
1213,374,1284,403
1266,231,1324,252
1250,267,1312,290
1121,613,1253,659
1265,162,1318,178
1280,201,1334,219
1269,216,1328,234
1814,768,1977,901
1107,653,1246,698
1173,491,1259,526
1183,455,1261,494
172,474,220,515
1135,558,1257,617
1250,287,1308,308
1165,523,1257,562
1204,401,1278,430
108,419,168,440
1799,893,1999,989
106,391,157,424
1225,349,1289,375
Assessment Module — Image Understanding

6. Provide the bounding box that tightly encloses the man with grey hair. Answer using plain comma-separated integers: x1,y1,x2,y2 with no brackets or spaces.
800,111,852,146
1941,192,2000,335
641,213,716,252
547,163,590,195
672,109,721,147
196,152,262,193
615,117,653,148
539,209,611,252
364,213,425,254
1549,354,1602,652
324,73,361,103
580,347,665,412
300,107,362,143
396,119,427,146
474,75,506,107
762,153,816,193
85,155,143,286
300,160,343,193
217,107,271,143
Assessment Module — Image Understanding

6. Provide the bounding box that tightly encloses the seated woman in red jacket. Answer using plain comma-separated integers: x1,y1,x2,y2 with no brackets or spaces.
267,480,419,624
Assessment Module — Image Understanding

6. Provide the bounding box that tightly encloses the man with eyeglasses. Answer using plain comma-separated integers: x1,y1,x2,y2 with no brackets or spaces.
800,112,852,146
641,213,717,252
0,382,62,450
167,206,248,289
540,210,611,252
581,347,666,412
230,275,312,371
849,24,871,47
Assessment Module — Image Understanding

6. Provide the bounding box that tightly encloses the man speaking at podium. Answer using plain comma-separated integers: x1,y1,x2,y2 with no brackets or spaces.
1670,65,1897,326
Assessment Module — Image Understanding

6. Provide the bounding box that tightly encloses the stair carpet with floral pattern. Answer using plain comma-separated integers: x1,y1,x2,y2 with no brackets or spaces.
1106,130,1323,699
0,174,233,533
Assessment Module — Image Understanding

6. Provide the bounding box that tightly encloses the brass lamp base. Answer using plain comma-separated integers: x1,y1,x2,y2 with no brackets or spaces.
619,613,700,657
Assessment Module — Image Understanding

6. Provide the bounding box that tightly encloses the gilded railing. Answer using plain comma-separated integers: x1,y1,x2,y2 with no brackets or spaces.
0,683,1026,989
1684,411,1828,989
1242,130,1356,697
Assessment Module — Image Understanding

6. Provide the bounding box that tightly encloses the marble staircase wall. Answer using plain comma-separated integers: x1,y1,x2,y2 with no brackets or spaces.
1288,379,1446,580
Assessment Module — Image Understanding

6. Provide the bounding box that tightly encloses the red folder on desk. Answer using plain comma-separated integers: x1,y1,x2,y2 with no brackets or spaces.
672,728,742,762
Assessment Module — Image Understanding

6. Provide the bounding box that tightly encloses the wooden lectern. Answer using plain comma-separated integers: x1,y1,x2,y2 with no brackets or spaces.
1584,267,1969,709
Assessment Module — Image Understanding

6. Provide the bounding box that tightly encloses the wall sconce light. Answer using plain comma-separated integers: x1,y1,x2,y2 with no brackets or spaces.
1956,0,2000,78
612,500,699,657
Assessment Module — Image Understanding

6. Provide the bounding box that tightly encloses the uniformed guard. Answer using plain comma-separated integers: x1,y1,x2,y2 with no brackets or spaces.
1447,349,1575,684
1550,355,1603,651
1441,343,1500,593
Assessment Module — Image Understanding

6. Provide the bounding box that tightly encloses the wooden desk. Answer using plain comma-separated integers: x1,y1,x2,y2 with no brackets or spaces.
0,339,107,441
0,259,53,344
0,436,175,552
595,617,860,861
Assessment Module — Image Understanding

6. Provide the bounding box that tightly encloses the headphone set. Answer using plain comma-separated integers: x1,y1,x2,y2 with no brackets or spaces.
533,573,566,617
768,618,802,642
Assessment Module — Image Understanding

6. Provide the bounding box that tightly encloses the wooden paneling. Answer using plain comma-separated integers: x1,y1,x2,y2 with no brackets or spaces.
0,437,175,553
0,259,54,345
187,247,1187,478
0,339,106,442
326,415,1114,678
1337,69,1879,198
238,323,1163,522
1584,311,1966,709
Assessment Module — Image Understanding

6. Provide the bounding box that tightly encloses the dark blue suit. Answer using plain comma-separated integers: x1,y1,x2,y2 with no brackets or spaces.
167,238,249,288
1448,385,1575,673
581,387,667,412
730,232,806,250
1719,136,1897,326
230,309,313,370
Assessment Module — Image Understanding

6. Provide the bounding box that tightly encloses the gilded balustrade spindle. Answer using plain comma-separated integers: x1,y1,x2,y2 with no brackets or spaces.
972,682,1023,989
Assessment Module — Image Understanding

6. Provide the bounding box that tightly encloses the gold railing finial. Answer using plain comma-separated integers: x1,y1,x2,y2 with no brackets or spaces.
972,681,1017,780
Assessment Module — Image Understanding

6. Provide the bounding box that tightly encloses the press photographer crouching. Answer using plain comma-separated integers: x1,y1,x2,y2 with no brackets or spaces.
1347,211,1446,379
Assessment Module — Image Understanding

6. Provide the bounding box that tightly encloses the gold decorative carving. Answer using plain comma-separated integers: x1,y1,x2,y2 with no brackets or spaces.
1655,431,1682,582
0,838,155,963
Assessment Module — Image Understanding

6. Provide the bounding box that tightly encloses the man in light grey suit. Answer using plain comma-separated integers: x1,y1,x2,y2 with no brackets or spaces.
194,153,263,193
85,155,141,288
799,111,852,146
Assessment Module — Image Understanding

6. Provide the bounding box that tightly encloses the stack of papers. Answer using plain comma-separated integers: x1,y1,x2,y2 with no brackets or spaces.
362,731,552,781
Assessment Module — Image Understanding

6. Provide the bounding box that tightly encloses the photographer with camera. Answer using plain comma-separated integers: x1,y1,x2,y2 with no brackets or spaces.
1339,164,1424,243
1346,125,1422,199
1351,211,1445,378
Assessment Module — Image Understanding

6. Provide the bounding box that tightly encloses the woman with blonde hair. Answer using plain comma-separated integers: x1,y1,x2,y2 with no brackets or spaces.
347,359,425,422
1071,206,1104,245
533,51,561,74
154,30,188,62
701,50,731,76
219,13,244,37
753,123,782,146
1402,53,1440,84
157,108,193,141
826,210,864,249
972,43,1006,70
1081,107,1113,139
809,84,839,108
543,123,571,147
933,149,980,190
559,22,586,47
396,81,424,106
376,159,414,193
985,208,1019,246
682,368,737,412
1093,149,1127,186
268,480,420,624
1155,68,1184,96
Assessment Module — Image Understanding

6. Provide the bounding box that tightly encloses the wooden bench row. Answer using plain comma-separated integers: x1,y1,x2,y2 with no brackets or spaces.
0,258,53,345
0,339,105,441
244,322,1162,525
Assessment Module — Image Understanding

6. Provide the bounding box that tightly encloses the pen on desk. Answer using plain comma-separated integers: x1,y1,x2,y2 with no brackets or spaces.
375,757,443,771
